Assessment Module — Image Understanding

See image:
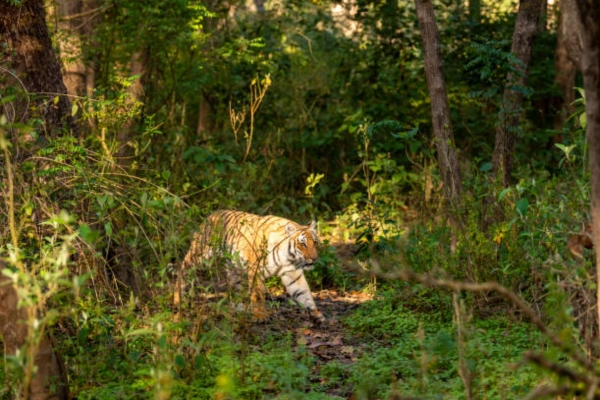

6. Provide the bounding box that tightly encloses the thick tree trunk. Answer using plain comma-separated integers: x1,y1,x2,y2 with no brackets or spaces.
0,0,74,135
414,0,462,204
573,0,600,341
0,3,73,397
0,267,69,399
492,0,544,186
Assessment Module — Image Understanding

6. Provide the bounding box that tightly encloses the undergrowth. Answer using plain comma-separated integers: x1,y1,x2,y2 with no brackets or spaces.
0,83,596,399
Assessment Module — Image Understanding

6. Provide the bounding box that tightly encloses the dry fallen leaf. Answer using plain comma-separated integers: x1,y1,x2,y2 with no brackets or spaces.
330,336,343,346
297,336,308,346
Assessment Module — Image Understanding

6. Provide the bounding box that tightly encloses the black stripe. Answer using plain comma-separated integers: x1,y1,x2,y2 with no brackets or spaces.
273,248,281,265
288,274,302,286
292,289,307,300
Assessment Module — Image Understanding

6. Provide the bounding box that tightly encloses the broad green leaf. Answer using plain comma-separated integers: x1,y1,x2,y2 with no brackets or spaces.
480,162,492,172
105,222,113,237
516,198,529,217
140,192,148,207
579,112,587,129
78,224,99,244
498,188,512,201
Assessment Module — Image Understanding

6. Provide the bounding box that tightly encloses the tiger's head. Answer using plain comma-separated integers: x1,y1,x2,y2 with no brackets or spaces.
285,221,319,270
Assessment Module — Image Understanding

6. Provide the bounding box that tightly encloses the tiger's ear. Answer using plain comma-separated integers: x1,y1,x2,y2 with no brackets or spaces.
308,220,317,231
285,222,297,237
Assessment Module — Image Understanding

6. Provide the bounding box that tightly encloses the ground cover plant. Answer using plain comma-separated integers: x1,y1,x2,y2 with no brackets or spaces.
2,0,600,399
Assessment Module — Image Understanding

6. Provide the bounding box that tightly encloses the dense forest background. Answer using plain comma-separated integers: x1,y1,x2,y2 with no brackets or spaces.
2,0,600,398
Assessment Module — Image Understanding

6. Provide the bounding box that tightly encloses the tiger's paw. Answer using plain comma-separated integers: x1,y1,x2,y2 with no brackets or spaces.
311,309,325,324
252,307,271,323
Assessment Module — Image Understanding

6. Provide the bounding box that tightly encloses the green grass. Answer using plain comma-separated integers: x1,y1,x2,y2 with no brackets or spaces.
41,286,545,399
343,294,545,399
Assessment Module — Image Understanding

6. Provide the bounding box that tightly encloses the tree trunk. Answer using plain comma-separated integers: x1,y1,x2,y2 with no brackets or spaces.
414,0,462,204
57,0,86,96
573,0,600,341
492,0,544,186
56,0,99,98
197,92,215,138
561,0,583,67
0,3,73,397
0,267,69,400
117,49,147,165
552,0,579,131
0,0,74,135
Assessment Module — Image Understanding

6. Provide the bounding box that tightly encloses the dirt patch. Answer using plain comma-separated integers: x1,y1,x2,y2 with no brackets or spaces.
243,289,372,397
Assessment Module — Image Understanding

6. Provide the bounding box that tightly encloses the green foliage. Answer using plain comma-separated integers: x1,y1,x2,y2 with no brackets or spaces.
345,299,544,399
1,0,595,397
464,38,523,101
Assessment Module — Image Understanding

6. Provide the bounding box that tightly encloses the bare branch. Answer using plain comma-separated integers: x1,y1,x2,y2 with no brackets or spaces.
524,351,591,385
523,384,571,400
349,263,595,371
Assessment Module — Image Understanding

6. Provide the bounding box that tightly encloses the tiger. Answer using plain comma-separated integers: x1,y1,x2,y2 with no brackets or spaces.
178,210,324,322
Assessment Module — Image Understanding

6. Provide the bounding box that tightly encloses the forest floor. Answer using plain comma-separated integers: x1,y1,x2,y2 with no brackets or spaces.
247,288,374,398
243,241,375,398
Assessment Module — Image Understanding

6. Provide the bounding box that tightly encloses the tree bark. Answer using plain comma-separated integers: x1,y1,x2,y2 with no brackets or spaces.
0,0,74,135
57,0,86,96
573,0,600,342
0,3,73,397
552,0,579,131
414,0,462,204
56,0,98,98
0,266,69,400
492,0,544,186
561,0,583,68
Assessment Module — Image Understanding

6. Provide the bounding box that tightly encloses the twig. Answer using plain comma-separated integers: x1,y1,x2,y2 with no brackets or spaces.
59,4,113,21
524,351,591,385
0,66,30,123
523,384,571,400
0,133,20,266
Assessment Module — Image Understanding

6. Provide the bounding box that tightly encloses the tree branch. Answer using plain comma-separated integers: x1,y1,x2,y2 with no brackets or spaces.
349,263,595,371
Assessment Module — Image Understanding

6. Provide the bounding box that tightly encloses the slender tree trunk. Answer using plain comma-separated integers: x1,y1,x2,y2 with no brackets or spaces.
0,0,74,135
57,0,86,96
197,92,215,138
552,0,578,132
56,0,99,98
117,49,147,166
414,0,462,204
195,2,221,139
492,0,544,186
573,0,600,341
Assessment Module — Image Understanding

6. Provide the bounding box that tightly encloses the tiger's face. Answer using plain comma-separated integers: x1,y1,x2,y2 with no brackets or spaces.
286,221,319,270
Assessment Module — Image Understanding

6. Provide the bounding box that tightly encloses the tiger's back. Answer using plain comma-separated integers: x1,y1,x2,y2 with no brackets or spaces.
180,210,324,321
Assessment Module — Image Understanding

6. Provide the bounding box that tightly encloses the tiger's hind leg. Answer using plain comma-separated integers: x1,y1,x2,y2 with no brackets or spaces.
175,226,216,308
247,262,269,321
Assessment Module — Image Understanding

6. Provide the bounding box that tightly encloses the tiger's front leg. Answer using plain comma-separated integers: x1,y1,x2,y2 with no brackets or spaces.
281,270,325,322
